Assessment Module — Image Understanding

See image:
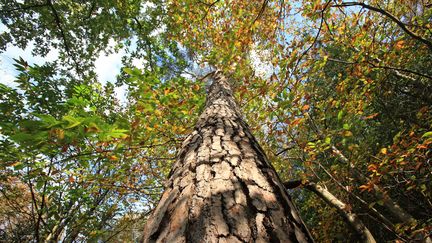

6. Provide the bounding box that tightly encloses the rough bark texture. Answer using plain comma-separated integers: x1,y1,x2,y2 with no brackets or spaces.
142,71,313,243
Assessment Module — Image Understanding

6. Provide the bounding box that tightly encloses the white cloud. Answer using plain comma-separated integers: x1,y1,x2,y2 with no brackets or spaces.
0,37,59,88
0,63,18,88
114,84,128,105
249,45,273,80
94,39,125,84
132,58,146,69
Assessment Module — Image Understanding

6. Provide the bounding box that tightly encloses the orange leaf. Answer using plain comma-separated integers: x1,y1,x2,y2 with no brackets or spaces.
291,118,303,126
367,164,378,172
394,40,405,50
364,113,379,120
359,183,373,192
417,144,428,149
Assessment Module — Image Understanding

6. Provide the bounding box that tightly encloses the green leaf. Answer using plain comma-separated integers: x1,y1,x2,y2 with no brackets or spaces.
337,110,344,121
101,128,129,140
11,132,34,142
36,180,44,190
421,131,432,138
35,114,61,128
63,115,82,129
13,162,25,170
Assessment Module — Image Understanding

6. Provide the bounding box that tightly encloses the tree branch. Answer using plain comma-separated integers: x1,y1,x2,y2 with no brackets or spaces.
324,57,432,80
46,0,83,76
251,0,269,27
332,2,432,50
199,0,220,20
286,0,332,84
1,2,48,13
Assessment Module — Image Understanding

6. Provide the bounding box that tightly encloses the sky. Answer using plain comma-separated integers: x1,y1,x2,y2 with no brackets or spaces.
0,11,273,102
0,23,128,102
0,1,164,103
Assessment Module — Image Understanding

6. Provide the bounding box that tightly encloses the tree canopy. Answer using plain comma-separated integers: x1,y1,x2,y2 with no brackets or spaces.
0,0,431,242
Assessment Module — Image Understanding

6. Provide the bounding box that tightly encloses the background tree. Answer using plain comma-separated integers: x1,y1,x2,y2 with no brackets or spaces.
0,0,431,242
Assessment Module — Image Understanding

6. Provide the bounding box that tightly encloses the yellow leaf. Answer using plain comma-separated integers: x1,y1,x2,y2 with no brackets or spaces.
154,110,162,117
380,148,387,155
343,131,353,137
367,164,378,172
57,129,65,139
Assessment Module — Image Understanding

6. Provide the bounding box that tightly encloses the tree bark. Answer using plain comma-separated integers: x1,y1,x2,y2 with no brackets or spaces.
141,71,313,242
284,180,376,243
300,181,376,243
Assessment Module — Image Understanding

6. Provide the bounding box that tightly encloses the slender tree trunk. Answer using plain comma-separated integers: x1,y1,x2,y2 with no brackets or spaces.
307,112,418,227
304,182,376,243
329,145,416,224
330,144,432,242
142,71,313,242
284,180,376,243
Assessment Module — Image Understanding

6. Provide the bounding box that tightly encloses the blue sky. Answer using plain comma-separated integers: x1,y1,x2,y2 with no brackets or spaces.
0,23,129,101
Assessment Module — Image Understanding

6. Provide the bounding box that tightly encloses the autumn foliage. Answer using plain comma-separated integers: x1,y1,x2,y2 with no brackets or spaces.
0,0,431,242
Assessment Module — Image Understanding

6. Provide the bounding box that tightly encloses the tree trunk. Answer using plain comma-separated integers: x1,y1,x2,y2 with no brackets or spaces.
307,112,418,227
142,71,313,242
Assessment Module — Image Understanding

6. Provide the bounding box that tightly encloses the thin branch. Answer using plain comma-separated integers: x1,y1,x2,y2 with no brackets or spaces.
46,0,82,76
286,0,332,84
0,2,48,13
367,61,432,80
325,57,432,80
199,0,220,21
85,1,97,20
28,180,40,242
251,0,269,27
332,1,432,50
275,144,295,156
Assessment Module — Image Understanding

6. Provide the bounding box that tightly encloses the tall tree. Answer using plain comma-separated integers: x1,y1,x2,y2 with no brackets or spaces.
142,71,313,242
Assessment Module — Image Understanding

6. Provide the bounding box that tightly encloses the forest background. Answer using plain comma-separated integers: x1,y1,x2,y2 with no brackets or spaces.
0,0,431,242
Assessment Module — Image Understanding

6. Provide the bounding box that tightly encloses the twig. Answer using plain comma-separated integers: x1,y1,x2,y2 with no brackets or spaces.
332,2,432,50
325,57,432,80
199,0,220,21
286,0,332,84
1,2,48,13
251,0,269,27
46,0,83,76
